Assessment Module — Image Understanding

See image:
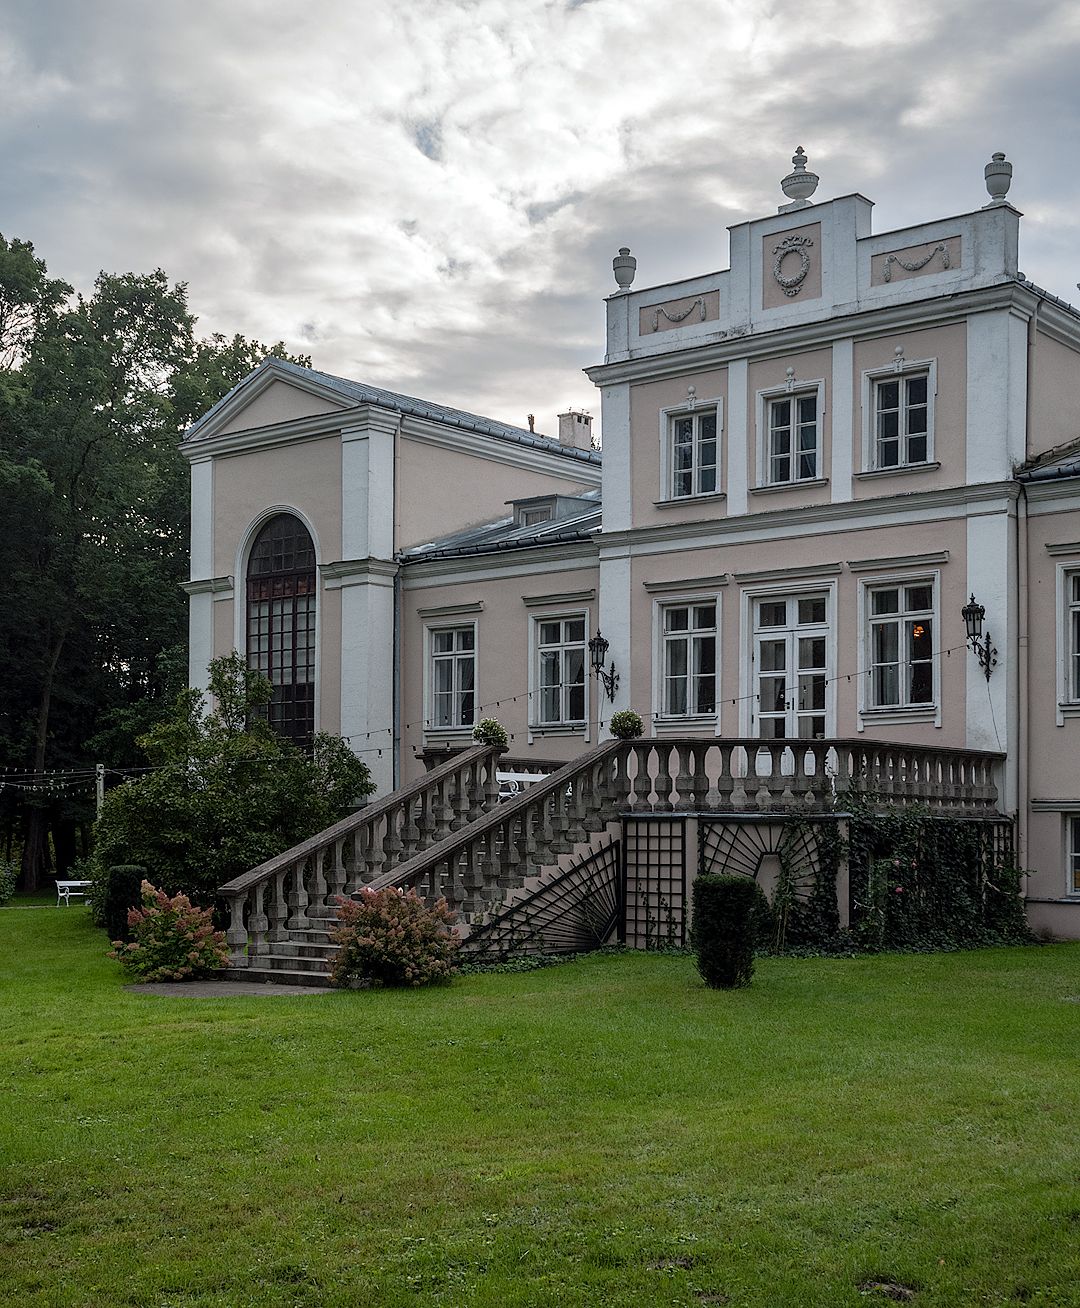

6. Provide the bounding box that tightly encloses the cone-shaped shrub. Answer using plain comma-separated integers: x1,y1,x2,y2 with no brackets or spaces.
691,874,758,988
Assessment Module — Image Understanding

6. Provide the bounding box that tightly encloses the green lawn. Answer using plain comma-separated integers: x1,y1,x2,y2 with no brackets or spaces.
2,906,1079,1307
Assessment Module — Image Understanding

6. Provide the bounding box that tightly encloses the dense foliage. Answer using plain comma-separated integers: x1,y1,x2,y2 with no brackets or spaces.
109,880,229,981
88,863,147,943
691,873,757,988
0,859,17,905
0,231,310,888
92,654,374,904
330,887,460,988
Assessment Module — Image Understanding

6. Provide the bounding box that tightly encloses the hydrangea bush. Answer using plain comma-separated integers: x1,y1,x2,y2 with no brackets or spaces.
472,717,509,750
330,887,460,988
607,710,644,740
109,881,229,981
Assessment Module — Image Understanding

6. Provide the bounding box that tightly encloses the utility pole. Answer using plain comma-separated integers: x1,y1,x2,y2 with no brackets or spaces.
95,763,105,818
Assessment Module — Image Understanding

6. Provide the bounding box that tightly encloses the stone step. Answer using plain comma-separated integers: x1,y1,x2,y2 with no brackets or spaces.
222,966,333,988
258,951,333,973
268,941,338,960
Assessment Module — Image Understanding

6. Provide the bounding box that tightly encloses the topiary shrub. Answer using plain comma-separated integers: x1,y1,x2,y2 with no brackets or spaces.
109,881,229,982
330,887,460,988
608,709,644,740
691,874,758,988
90,864,146,942
472,718,508,750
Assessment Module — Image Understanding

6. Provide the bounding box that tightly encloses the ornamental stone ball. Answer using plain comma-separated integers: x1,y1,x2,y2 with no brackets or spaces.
612,247,637,292
984,151,1013,206
779,146,819,212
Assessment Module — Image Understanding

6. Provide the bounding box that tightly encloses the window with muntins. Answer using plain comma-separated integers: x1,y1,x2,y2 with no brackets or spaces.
1068,572,1080,702
662,602,717,716
671,410,718,498
753,594,829,739
430,627,475,728
1069,816,1080,895
874,373,929,468
767,393,818,483
868,582,934,708
246,513,316,744
536,616,586,725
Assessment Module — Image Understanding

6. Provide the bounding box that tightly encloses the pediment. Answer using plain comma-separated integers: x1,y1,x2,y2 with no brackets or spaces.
186,360,355,443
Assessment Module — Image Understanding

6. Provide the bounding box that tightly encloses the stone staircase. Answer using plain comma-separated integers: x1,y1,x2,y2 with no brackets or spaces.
217,735,1005,986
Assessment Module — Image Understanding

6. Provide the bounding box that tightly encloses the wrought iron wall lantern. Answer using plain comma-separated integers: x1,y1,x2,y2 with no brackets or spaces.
588,630,620,702
961,593,998,681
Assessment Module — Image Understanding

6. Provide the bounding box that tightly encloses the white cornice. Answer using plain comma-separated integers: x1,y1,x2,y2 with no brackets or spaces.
1024,481,1080,510
320,558,398,590
598,482,1018,557
734,562,841,583
643,573,729,593
180,409,353,463
848,550,950,572
521,588,596,607
416,601,485,618
181,575,234,596
586,283,1036,387
1045,541,1080,557
402,540,598,586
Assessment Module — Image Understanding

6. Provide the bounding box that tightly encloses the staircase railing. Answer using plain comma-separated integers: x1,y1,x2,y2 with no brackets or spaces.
220,734,1004,964
218,744,502,967
360,736,1004,925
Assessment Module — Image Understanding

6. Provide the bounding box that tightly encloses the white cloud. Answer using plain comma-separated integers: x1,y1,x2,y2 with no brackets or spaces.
1,0,1077,438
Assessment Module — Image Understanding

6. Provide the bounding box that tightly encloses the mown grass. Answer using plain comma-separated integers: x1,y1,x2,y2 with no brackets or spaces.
2,904,1080,1307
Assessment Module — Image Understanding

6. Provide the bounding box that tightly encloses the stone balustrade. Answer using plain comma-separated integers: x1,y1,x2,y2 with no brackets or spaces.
218,744,502,968
219,736,1003,963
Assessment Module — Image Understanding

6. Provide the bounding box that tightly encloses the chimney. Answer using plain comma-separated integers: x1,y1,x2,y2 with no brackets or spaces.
557,410,593,451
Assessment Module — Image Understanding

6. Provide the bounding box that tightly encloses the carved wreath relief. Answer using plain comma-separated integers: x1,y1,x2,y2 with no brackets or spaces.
772,234,815,297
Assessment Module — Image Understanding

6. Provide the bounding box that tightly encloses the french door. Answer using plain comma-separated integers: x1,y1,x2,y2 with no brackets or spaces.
751,593,830,740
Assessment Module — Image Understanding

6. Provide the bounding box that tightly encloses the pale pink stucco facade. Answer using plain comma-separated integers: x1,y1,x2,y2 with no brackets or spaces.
184,166,1080,938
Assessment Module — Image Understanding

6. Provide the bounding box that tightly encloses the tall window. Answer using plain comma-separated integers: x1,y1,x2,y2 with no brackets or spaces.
1067,572,1080,703
246,513,316,744
767,393,818,483
430,627,475,729
1069,817,1080,896
874,373,929,468
670,409,718,498
662,602,717,716
868,582,934,708
753,594,829,739
535,616,586,726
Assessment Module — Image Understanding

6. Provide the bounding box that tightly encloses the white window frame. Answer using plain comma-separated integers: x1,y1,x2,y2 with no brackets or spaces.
528,610,589,734
651,592,723,732
860,358,937,472
658,397,724,502
1056,562,1080,724
754,378,826,488
857,571,941,728
1068,815,1080,897
423,620,478,735
738,578,838,739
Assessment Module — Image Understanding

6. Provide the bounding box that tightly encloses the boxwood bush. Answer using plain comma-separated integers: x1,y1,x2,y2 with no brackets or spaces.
691,873,758,989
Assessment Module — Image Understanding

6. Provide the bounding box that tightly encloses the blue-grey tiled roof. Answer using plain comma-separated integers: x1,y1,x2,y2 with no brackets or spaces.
401,488,602,561
1017,443,1080,482
184,357,601,466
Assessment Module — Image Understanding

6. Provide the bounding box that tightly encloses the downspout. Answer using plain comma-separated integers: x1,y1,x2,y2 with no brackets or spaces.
1017,296,1038,875
393,563,402,789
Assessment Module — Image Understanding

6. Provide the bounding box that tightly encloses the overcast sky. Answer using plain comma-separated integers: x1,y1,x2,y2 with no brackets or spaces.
3,0,1078,439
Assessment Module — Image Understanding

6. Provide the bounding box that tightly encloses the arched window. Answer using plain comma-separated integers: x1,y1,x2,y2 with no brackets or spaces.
246,513,317,744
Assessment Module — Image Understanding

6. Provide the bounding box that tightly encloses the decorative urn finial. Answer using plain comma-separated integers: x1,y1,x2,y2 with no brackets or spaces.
779,146,819,212
983,151,1013,207
612,247,637,292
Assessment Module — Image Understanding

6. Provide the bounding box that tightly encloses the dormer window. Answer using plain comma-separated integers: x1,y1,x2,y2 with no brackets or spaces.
521,506,553,527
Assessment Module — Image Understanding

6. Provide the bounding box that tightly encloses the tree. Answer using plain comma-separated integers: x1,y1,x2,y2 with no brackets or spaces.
0,236,312,887
92,654,374,905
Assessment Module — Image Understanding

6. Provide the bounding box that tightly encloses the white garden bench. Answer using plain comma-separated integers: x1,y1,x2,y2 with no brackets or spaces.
55,879,93,907
496,769,550,801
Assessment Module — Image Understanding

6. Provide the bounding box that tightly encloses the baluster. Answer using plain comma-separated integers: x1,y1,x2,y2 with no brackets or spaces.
451,768,472,830
225,892,249,967
269,868,290,941
249,882,268,962
673,742,696,811
310,846,329,912
691,741,712,811
325,839,346,904
361,817,386,886
401,795,422,858
416,783,438,849
501,812,525,890
778,744,797,809
730,743,749,810
288,856,310,930
382,802,405,871
753,744,774,809
652,743,674,812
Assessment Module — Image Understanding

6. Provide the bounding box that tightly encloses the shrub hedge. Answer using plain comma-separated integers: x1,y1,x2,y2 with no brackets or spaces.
691,874,758,989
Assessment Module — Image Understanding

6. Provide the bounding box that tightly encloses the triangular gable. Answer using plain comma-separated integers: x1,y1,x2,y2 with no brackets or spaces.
184,359,355,443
